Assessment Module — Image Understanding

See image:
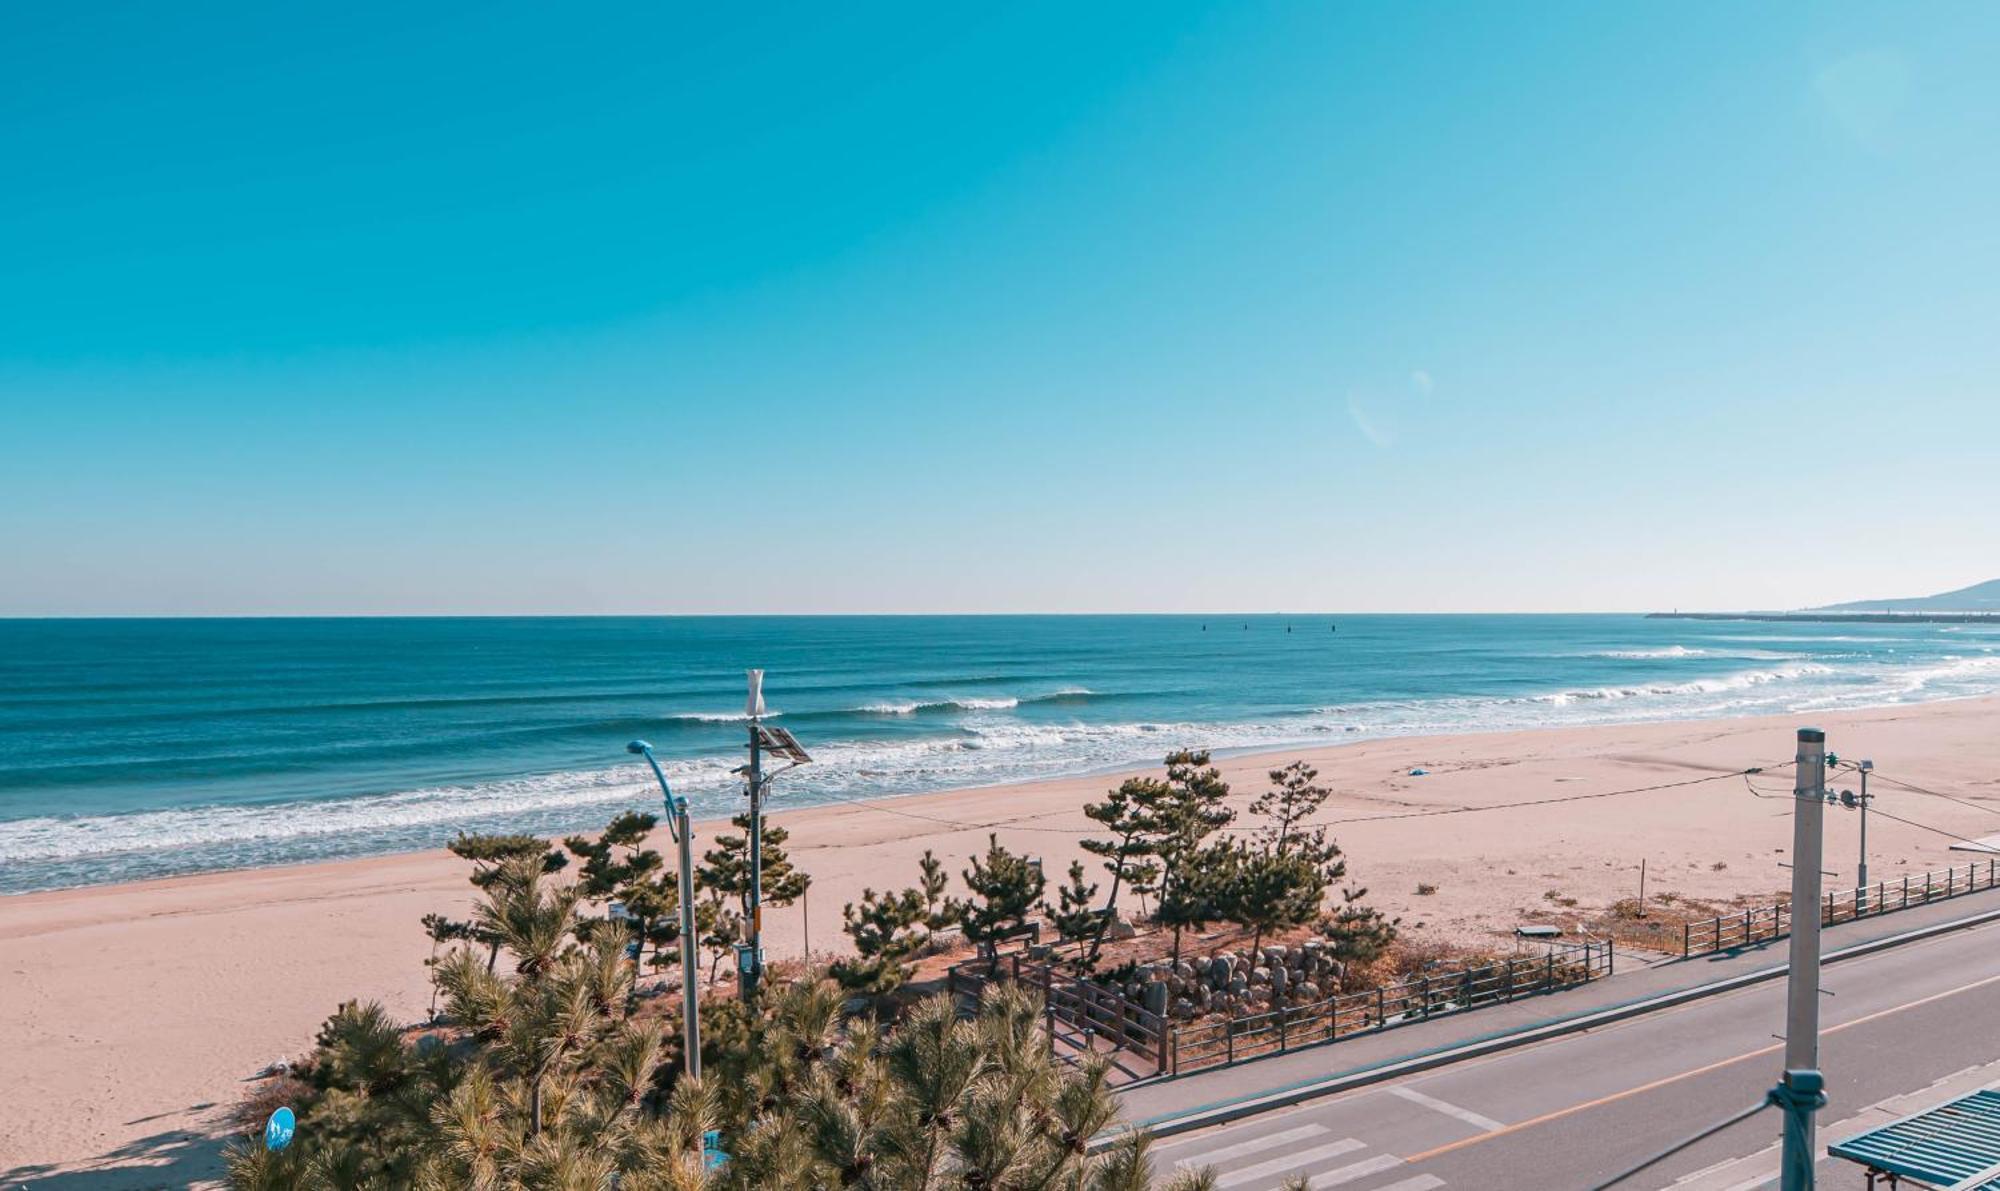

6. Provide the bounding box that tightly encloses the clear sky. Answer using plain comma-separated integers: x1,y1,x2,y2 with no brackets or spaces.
3,3,1996,615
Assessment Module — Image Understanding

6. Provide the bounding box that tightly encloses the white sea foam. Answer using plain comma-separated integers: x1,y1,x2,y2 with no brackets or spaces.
1530,663,1834,705
7,650,1998,892
1593,645,1705,659
856,689,1090,715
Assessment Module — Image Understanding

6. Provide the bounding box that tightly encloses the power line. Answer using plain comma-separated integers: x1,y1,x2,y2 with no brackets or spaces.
1860,769,2000,820
1315,764,1789,828
802,786,1100,836
805,761,1791,840
1743,773,1793,800
1744,767,2000,852
1858,802,2000,854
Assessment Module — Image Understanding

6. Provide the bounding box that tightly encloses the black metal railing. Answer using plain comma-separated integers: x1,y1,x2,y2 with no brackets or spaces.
1164,939,1614,1076
1680,859,2000,958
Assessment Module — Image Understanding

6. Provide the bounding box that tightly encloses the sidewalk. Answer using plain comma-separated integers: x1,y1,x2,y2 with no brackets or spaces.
1117,887,2000,1131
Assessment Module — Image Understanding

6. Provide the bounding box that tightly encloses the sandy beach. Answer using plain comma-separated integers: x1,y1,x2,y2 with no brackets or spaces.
6,697,2000,1185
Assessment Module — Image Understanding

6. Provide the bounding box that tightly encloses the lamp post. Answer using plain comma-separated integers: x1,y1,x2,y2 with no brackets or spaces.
1837,758,1873,914
627,740,702,1079
1856,759,1872,911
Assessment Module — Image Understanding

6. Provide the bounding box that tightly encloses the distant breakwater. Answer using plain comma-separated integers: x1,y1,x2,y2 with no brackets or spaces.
1649,612,2000,625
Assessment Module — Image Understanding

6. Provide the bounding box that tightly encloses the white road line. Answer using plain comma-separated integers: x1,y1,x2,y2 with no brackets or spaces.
1214,1138,1366,1188
1389,1086,1505,1133
1306,1153,1406,1187
1370,1177,1447,1191
1173,1123,1331,1168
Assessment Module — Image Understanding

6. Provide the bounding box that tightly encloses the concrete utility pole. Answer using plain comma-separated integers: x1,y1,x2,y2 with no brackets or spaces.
1778,727,1829,1191
742,669,766,1004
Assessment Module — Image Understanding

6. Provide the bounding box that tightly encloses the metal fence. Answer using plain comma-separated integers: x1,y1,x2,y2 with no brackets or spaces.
1681,858,2000,958
1163,939,1614,1076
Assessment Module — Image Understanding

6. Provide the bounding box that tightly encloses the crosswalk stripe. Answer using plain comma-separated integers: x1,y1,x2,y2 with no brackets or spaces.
1306,1154,1406,1187
1173,1123,1331,1168
1369,1177,1446,1191
1214,1138,1367,1188
1390,1086,1506,1132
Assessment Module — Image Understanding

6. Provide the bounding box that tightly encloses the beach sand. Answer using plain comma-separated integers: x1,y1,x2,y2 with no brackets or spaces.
6,698,2000,1185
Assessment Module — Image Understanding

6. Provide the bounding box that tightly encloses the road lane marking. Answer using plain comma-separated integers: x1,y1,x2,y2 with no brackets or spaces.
1215,1138,1365,1188
1174,1123,1331,1168
1389,1086,1505,1132
1372,1178,1447,1191
1400,969,2000,1165
1306,1153,1405,1186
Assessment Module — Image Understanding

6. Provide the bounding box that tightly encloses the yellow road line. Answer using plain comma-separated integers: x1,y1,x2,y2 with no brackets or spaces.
1400,969,2000,1165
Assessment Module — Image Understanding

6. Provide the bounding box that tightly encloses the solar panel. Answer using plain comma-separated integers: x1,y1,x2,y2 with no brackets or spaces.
752,724,812,765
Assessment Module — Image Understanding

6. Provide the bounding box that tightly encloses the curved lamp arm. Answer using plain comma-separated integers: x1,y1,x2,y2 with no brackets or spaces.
626,740,688,843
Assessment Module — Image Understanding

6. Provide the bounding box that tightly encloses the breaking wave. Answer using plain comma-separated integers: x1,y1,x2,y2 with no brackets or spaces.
858,689,1094,715
7,621,1999,895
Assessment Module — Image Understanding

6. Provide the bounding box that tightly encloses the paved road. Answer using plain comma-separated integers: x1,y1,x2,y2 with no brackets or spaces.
1147,917,2000,1189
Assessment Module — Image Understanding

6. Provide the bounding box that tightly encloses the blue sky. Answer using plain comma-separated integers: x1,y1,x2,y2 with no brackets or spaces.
3,2,1996,615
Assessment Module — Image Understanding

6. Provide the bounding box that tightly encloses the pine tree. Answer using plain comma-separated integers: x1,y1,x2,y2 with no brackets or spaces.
440,832,568,972
958,833,1047,972
698,884,744,986
916,847,959,932
1147,751,1236,963
1251,761,1332,855
446,831,568,887
564,811,683,982
1214,840,1328,959
830,886,927,995
698,812,811,989
1043,860,1102,970
1320,885,1400,980
701,812,812,909
1080,777,1163,964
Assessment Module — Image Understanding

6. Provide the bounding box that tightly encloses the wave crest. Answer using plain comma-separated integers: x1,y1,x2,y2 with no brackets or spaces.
857,689,1093,715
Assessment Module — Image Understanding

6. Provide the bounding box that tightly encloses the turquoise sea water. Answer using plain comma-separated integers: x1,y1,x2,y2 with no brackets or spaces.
3,614,1997,894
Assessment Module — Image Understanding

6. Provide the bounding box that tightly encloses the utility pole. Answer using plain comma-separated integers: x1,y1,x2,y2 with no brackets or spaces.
1777,726,1829,1191
626,740,703,1079
742,669,766,1004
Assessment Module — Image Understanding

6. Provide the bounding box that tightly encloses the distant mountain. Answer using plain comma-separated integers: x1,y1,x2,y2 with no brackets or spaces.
1817,578,2000,613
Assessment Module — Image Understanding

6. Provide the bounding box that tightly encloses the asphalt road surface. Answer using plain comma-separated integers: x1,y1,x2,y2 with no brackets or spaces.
1148,917,2000,1189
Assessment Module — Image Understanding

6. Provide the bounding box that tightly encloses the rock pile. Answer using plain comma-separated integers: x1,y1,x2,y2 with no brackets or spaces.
1105,941,1345,1021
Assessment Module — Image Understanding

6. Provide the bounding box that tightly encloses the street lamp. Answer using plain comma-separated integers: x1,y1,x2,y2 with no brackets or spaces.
1840,759,1874,913
627,739,702,1079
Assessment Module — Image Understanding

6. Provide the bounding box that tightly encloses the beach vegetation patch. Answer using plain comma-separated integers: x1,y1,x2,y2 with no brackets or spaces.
223,845,1211,1190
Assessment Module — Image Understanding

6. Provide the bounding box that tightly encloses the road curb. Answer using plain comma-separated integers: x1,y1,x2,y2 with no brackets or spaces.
1121,902,2000,1143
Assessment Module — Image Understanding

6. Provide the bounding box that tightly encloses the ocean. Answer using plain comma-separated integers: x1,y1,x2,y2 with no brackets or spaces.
3,614,1997,895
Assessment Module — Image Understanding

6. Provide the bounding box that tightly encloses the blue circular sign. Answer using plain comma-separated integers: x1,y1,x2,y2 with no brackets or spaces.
265,1106,296,1152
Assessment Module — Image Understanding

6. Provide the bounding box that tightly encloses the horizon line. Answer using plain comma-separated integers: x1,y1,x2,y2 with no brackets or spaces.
0,608,1747,621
